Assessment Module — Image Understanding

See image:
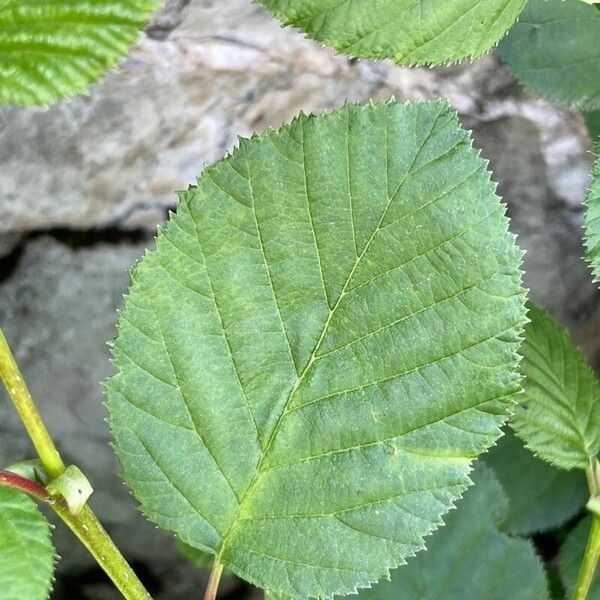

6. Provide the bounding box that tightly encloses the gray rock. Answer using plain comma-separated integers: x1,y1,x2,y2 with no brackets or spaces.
0,0,593,237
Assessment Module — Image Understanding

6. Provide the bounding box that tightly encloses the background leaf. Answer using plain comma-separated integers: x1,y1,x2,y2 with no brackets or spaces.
346,465,548,600
514,303,600,471
497,0,600,110
107,100,526,598
258,0,527,66
0,486,55,600
0,0,160,106
560,517,600,599
484,430,588,535
583,112,600,145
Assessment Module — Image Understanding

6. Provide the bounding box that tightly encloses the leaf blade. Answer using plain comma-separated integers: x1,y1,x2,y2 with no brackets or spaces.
0,0,160,106
258,0,527,66
107,101,527,598
291,465,549,600
514,303,600,470
0,487,55,600
485,430,588,534
497,0,600,110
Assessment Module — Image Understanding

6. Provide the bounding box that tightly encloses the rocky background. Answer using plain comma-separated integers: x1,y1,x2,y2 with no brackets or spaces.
0,1,598,598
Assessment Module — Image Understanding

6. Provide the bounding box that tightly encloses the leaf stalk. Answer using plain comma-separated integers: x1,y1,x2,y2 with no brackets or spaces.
204,560,224,600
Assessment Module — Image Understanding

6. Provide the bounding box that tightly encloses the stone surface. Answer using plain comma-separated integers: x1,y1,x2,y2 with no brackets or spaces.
0,0,599,597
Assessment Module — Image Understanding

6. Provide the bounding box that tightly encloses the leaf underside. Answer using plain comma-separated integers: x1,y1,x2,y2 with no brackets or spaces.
484,430,588,535
107,100,526,599
350,465,548,600
0,0,159,106
497,0,600,110
0,487,55,600
560,518,600,600
258,0,527,66
514,303,600,471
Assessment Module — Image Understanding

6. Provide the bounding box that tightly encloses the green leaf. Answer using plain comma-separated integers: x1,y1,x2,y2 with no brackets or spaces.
514,303,600,471
560,517,600,599
485,430,588,535
0,0,160,107
106,100,527,599
583,112,600,144
258,0,527,66
497,0,600,110
0,486,55,600
585,143,600,285
177,539,214,570
320,465,548,600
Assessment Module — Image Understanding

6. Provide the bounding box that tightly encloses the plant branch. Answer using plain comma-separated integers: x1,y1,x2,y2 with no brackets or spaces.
54,504,152,600
0,327,152,600
0,329,65,479
204,560,224,600
572,514,600,600
571,462,600,600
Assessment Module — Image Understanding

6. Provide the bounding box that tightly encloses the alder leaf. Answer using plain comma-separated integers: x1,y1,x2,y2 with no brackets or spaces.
560,518,600,599
258,0,527,66
497,0,600,110
514,303,600,471
485,430,588,535
0,0,160,107
276,465,548,600
0,487,56,600
585,143,600,284
106,100,526,599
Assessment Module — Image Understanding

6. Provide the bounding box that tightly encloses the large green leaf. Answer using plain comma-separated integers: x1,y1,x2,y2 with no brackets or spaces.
560,517,600,599
485,430,588,535
338,465,548,600
106,100,526,599
498,0,600,110
0,487,55,600
258,0,527,66
0,0,160,107
585,143,600,284
514,303,600,471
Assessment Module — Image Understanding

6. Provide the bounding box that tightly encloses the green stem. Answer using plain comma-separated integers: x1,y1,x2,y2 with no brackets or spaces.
54,504,151,600
204,561,224,600
572,515,600,600
0,329,65,479
0,327,152,600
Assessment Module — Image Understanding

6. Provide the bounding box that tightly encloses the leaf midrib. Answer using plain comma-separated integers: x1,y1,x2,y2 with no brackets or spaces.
215,108,444,561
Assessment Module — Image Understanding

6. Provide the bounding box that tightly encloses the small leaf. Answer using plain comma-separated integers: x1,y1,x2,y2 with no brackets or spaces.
514,303,600,471
585,143,600,284
498,0,600,110
0,0,160,107
296,465,548,600
0,486,56,600
485,430,588,534
258,0,527,66
560,518,600,599
107,100,526,598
